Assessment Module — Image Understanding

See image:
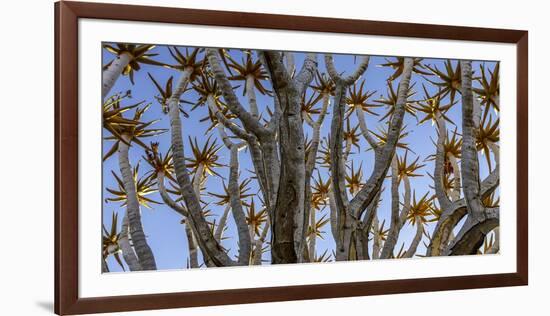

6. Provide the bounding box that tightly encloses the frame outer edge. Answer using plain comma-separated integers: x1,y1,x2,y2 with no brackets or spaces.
55,1,80,315
516,31,528,285
64,0,526,43
54,2,59,313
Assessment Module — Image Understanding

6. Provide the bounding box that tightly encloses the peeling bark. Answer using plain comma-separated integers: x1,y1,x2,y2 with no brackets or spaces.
263,51,312,263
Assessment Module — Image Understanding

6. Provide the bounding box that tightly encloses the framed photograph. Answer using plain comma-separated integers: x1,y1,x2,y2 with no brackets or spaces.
55,1,528,315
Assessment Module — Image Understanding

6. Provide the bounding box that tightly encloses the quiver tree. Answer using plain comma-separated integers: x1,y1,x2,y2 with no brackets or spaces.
101,43,500,271
102,44,165,100
103,93,165,270
426,60,500,256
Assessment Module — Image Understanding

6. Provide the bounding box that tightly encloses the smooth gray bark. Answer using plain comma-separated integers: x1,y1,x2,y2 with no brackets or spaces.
228,145,252,264
380,157,402,259
102,52,131,100
118,212,142,271
118,136,157,270
184,223,199,268
167,67,236,267
404,221,424,258
214,205,231,242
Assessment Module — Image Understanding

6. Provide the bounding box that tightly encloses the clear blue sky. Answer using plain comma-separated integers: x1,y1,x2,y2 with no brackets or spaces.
102,44,497,272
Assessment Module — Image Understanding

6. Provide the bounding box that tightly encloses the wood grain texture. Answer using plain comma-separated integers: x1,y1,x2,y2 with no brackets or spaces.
54,1,528,314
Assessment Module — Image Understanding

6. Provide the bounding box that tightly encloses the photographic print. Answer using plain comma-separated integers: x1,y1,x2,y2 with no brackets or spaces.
101,44,500,272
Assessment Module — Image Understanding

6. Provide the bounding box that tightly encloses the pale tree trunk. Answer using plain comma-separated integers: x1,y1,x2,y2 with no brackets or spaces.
157,171,201,268
187,165,201,268
270,73,306,263
355,105,378,148
283,52,296,77
354,227,368,261
209,50,281,204
486,141,499,251
460,60,485,220
449,154,461,201
343,139,352,162
404,221,424,258
486,227,500,254
167,66,236,267
380,164,413,259
157,171,187,217
118,212,142,271
488,141,500,170
308,208,316,261
227,145,253,264
427,176,498,256
473,95,481,128
248,225,256,245
346,57,412,257
400,175,412,225
323,55,372,261
252,220,270,265
426,114,464,256
372,215,381,260
184,223,199,268
329,83,352,261
356,191,380,260
380,157,402,259
434,115,452,211
211,98,253,265
208,48,281,224
304,91,331,263
444,60,499,255
214,205,231,242
261,51,317,264
192,164,204,198
102,52,132,100
328,190,339,242
426,104,500,256
245,75,259,119
252,241,263,265
118,135,157,270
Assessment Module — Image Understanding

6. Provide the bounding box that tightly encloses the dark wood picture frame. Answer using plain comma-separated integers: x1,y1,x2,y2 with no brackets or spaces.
55,1,528,315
